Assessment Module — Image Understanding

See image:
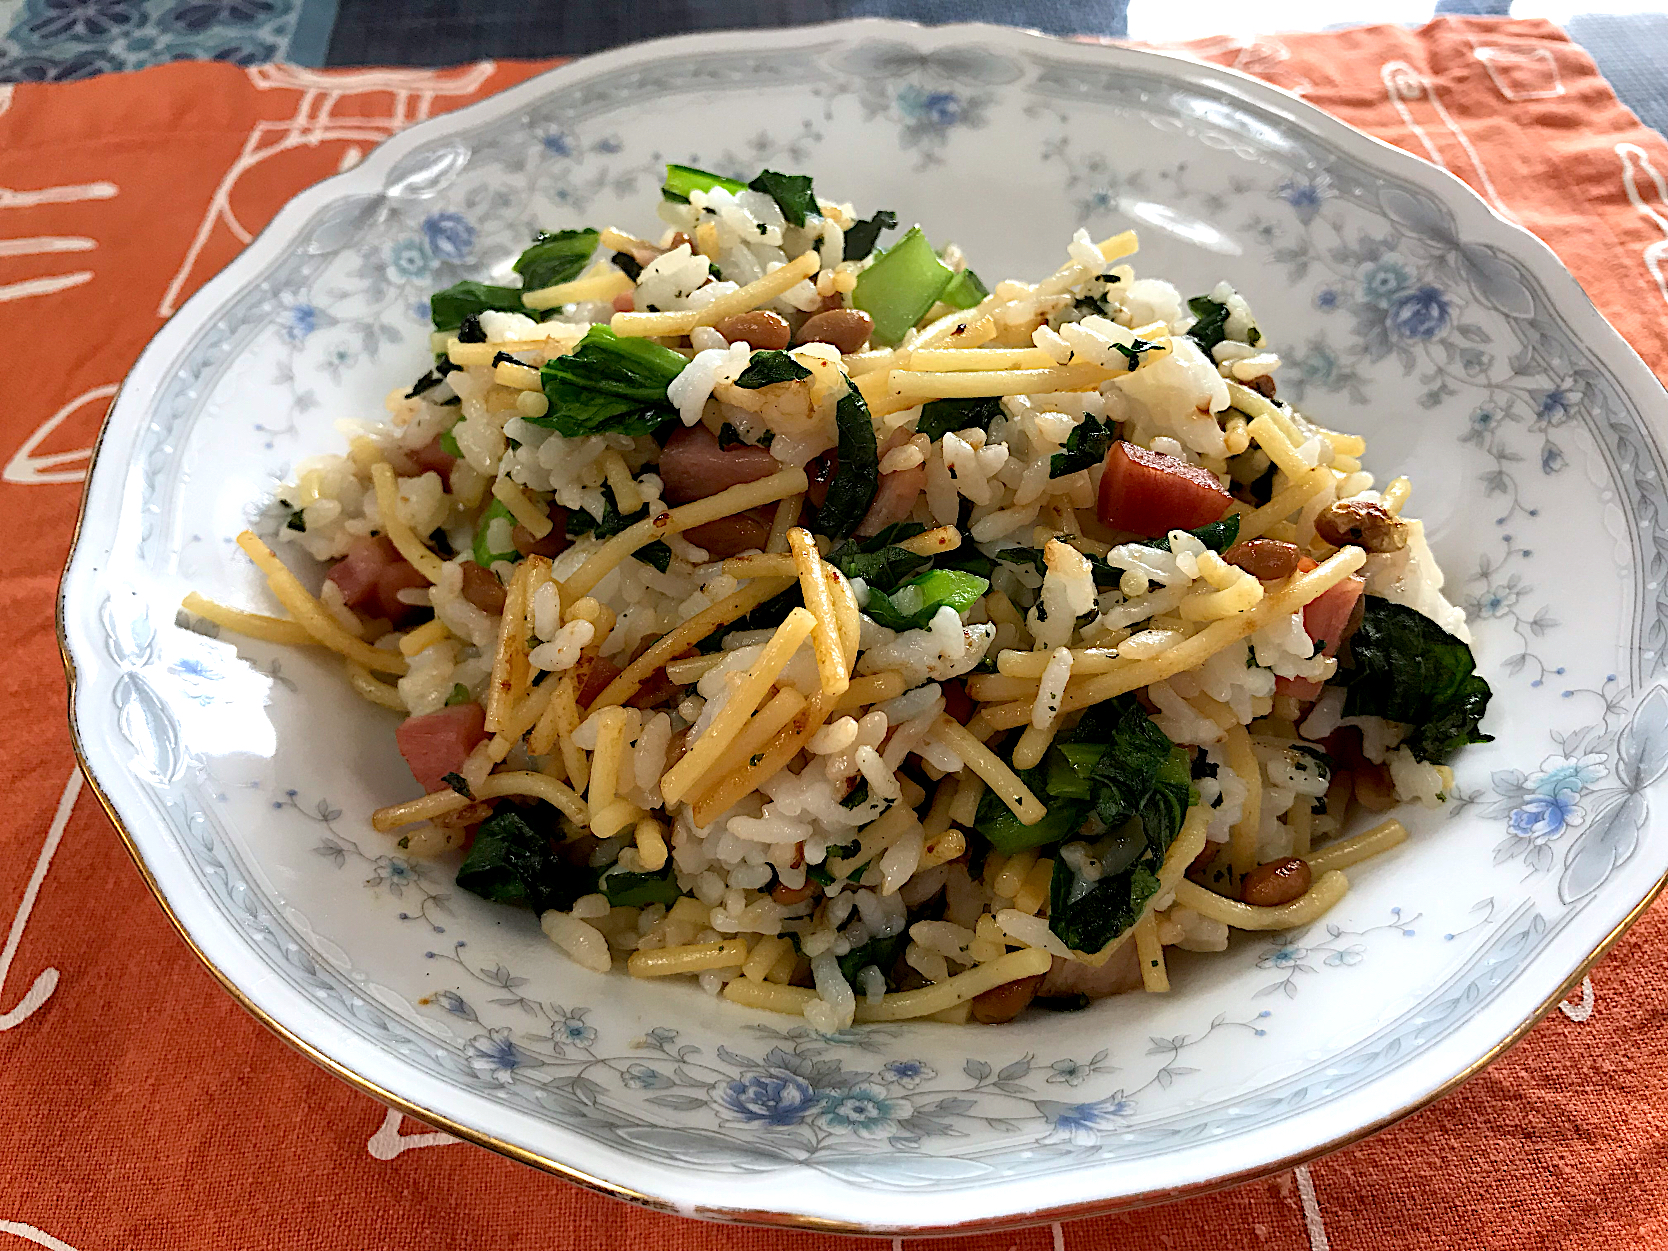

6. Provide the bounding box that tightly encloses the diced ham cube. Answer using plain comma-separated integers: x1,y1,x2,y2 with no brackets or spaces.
1302,573,1366,658
396,704,488,794
856,464,926,537
326,535,427,626
660,423,779,504
1275,570,1366,703
1097,440,1231,536
410,435,457,488
573,653,622,708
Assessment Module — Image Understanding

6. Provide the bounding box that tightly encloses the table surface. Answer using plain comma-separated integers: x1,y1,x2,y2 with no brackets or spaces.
5,10,1668,1251
0,0,1664,138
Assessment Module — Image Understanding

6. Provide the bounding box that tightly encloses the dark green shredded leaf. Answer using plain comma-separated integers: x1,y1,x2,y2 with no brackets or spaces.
566,483,647,541
1185,294,1232,353
733,349,812,389
1143,514,1241,554
1336,596,1494,763
445,683,472,707
456,313,488,343
634,540,673,572
285,509,306,533
828,522,929,590
406,368,453,399
600,864,682,909
534,325,687,438
1050,413,1117,478
456,810,595,914
838,931,905,991
432,282,523,333
841,779,871,809
816,386,879,539
917,396,1004,443
843,209,898,262
1034,993,1090,1012
610,251,643,281
717,422,746,450
513,228,599,292
441,771,473,800
748,169,818,227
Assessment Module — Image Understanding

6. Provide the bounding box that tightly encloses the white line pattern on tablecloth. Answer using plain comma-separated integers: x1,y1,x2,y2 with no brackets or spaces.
0,769,81,1032
1295,1166,1330,1251
0,1220,81,1250
3,383,113,487
1559,974,1596,1022
1617,143,1668,309
366,1106,460,1159
159,62,496,318
1381,60,1520,225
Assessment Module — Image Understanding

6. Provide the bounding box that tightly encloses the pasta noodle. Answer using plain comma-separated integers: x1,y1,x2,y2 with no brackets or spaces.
238,175,1484,1032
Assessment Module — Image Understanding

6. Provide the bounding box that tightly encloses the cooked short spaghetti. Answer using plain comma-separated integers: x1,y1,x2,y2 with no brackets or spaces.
189,163,1492,1029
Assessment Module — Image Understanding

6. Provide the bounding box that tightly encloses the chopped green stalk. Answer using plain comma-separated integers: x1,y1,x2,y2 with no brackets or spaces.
472,498,519,567
662,163,747,203
852,225,955,346
438,425,461,458
940,267,989,310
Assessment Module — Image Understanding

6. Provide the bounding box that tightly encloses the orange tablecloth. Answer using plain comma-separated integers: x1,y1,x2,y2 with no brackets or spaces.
6,18,1668,1250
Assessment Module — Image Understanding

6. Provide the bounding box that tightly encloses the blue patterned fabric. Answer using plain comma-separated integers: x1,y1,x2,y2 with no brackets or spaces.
0,0,331,79
0,0,1660,146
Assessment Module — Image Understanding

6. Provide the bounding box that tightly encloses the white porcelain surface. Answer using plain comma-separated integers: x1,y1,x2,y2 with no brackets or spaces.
60,20,1668,1232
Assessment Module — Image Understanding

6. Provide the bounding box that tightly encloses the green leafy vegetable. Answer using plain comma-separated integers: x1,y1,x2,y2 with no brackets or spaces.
1337,596,1494,763
534,325,687,438
513,228,599,292
634,540,673,573
748,169,817,227
565,482,645,540
1049,858,1162,956
851,225,954,346
939,267,989,310
431,281,524,332
843,209,898,262
441,771,473,799
838,931,906,990
829,523,931,590
662,163,746,202
916,396,1003,443
817,386,879,538
445,683,472,706
1049,414,1117,478
456,810,595,914
600,864,683,909
976,789,1088,855
864,568,989,632
974,695,1196,954
1143,514,1241,554
472,498,519,567
733,350,812,389
1185,294,1231,353
284,509,306,533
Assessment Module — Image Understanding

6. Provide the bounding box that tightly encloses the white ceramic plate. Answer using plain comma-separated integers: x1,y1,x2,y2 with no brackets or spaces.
61,19,1668,1233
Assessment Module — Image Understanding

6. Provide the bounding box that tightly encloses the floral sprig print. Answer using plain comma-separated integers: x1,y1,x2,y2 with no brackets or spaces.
1256,909,1421,999
418,939,1269,1157
289,791,451,932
